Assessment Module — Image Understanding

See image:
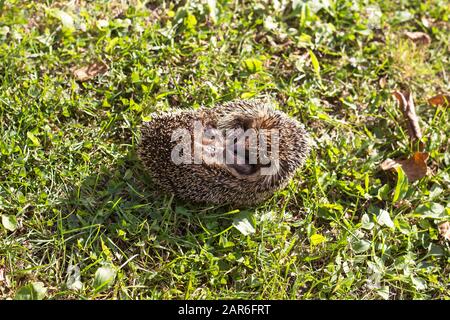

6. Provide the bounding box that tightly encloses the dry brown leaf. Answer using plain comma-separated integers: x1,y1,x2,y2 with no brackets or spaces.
428,94,450,107
404,31,431,45
381,152,429,182
438,221,450,241
392,90,422,142
72,61,108,81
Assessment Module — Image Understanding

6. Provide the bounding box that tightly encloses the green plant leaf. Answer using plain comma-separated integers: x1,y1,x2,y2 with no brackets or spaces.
308,49,320,78
351,239,371,253
376,184,390,200
243,58,263,73
206,0,217,23
310,234,327,246
392,166,408,203
415,203,446,219
377,209,395,228
2,214,18,231
317,203,343,220
184,13,197,30
27,131,41,147
377,286,390,300
232,211,255,236
49,9,75,30
15,282,47,300
94,265,116,292
361,213,375,230
411,276,427,291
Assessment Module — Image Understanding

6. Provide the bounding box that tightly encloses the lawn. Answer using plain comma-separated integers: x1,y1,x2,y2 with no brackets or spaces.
0,0,449,299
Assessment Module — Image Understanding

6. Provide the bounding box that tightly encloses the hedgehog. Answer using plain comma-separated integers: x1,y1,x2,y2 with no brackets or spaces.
138,99,310,207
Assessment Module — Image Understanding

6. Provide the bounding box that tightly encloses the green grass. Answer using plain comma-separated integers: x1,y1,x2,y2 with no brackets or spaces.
0,0,449,300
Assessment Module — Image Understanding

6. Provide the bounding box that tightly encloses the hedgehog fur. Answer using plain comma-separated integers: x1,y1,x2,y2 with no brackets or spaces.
138,99,310,207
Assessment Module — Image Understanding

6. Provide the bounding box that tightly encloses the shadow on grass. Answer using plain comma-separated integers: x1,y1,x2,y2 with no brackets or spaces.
59,148,240,245
56,149,252,297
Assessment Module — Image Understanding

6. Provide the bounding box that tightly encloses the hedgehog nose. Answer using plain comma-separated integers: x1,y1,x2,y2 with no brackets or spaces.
228,163,256,175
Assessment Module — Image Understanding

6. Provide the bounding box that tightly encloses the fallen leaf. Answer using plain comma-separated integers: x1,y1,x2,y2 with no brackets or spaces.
438,222,450,241
428,94,450,107
392,90,422,142
381,152,430,182
404,31,431,45
0,268,4,282
421,17,431,28
379,76,387,88
72,61,108,81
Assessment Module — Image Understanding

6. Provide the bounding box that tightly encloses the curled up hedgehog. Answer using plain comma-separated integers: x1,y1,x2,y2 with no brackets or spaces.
138,99,310,207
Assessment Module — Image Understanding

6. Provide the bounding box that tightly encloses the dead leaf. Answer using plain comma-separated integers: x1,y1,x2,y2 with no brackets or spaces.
404,31,431,45
428,94,450,107
379,76,387,88
72,61,108,81
438,221,450,241
381,152,430,182
0,268,4,282
421,17,431,28
392,90,422,142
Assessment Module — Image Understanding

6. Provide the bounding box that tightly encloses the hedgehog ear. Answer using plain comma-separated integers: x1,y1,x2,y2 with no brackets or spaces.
236,116,255,130
220,115,255,131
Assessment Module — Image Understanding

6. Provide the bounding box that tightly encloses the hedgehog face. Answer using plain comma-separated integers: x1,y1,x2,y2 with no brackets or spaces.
190,121,264,175
138,99,310,207
197,123,277,180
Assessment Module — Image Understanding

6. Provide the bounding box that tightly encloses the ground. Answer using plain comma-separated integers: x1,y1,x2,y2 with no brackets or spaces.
0,0,449,299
